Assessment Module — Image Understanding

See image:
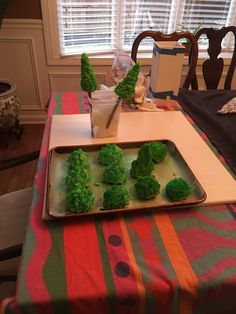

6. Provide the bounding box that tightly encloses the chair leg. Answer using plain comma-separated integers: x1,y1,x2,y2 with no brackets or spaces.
0,276,17,284
0,245,23,262
0,131,8,148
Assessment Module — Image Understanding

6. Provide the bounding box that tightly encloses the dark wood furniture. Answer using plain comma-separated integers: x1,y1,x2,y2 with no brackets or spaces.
0,119,23,148
131,30,199,89
191,26,236,90
0,151,39,283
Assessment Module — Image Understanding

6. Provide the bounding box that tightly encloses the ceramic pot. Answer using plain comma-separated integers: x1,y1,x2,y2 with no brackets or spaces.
0,80,21,130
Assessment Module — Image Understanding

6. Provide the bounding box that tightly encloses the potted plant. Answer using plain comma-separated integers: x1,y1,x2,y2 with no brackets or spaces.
0,0,23,146
177,23,203,55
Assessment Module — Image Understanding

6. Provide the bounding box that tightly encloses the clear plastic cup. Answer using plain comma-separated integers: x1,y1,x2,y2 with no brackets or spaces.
89,94,121,138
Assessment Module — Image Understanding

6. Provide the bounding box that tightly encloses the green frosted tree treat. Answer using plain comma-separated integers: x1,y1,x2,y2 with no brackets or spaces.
103,163,126,184
130,143,154,178
148,141,168,163
67,148,90,169
67,186,95,213
165,177,192,201
115,63,140,101
135,176,161,200
103,186,130,210
80,53,97,95
65,167,90,190
98,144,123,165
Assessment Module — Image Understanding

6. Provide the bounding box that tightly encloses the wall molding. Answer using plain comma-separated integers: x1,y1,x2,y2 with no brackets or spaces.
1,19,42,30
48,72,107,90
0,37,42,110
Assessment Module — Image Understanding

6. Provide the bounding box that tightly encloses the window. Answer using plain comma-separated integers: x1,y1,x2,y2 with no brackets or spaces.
55,0,236,56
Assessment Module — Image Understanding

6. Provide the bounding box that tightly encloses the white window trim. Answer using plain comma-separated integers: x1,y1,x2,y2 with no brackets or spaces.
41,0,235,67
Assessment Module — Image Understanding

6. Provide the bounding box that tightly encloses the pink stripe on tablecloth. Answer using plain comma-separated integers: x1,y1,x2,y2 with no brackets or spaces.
62,92,81,114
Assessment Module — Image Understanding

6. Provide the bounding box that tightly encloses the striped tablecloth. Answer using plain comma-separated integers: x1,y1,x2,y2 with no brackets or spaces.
2,92,236,314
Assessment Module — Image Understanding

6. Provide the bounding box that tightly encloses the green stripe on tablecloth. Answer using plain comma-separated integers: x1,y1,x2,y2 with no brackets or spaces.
18,189,39,314
192,248,236,276
151,222,180,314
126,226,156,314
173,215,236,238
78,92,84,113
53,92,62,114
43,221,70,314
95,218,117,314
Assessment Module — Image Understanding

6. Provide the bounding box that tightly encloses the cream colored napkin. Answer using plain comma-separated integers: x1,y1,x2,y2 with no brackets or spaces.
217,97,236,114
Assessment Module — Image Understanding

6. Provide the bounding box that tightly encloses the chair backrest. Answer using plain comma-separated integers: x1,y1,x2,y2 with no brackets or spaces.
191,26,236,90
131,30,198,89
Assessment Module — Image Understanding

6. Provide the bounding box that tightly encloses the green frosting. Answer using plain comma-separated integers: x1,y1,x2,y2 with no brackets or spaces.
130,143,154,178
103,163,126,184
148,141,168,163
67,148,90,169
80,53,97,94
165,177,192,201
67,186,95,213
114,63,140,101
65,166,90,190
103,186,130,210
98,144,123,165
135,176,161,200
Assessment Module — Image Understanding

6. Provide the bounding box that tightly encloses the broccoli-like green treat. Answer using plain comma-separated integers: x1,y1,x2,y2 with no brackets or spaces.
98,144,123,165
148,141,168,163
135,176,161,200
103,186,130,210
130,143,154,178
67,186,95,213
103,164,126,184
65,166,90,190
165,177,192,201
67,149,90,169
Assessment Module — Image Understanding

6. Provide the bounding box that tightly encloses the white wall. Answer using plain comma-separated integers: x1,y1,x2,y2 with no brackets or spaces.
0,19,235,123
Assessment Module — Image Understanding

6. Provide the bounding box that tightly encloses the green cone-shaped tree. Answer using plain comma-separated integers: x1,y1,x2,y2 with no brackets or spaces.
80,53,97,96
106,63,140,128
114,63,140,101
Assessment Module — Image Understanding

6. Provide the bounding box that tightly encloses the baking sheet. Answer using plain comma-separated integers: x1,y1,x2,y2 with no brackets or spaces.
47,112,236,206
45,140,206,219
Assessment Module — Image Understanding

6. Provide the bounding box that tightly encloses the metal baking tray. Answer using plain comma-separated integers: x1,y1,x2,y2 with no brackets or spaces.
44,140,206,219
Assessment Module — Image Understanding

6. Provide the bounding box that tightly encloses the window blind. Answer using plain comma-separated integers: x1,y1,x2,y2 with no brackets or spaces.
56,0,236,56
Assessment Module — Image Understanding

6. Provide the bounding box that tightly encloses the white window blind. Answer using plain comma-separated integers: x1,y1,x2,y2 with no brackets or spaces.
56,0,236,56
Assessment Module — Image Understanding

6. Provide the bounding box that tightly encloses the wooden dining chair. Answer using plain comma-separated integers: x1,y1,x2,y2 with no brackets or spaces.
131,30,199,89
191,26,236,90
0,150,39,283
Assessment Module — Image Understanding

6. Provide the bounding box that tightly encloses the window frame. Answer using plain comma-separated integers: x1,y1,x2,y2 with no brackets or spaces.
41,0,235,66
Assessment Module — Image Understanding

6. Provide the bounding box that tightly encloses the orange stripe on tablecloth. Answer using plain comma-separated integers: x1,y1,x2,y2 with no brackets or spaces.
119,216,145,314
154,212,198,314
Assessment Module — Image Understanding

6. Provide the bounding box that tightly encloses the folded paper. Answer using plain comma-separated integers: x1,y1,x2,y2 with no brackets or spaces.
150,41,185,100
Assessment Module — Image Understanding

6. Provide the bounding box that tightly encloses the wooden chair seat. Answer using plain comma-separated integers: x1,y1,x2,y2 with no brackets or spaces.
0,187,33,256
0,151,39,283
